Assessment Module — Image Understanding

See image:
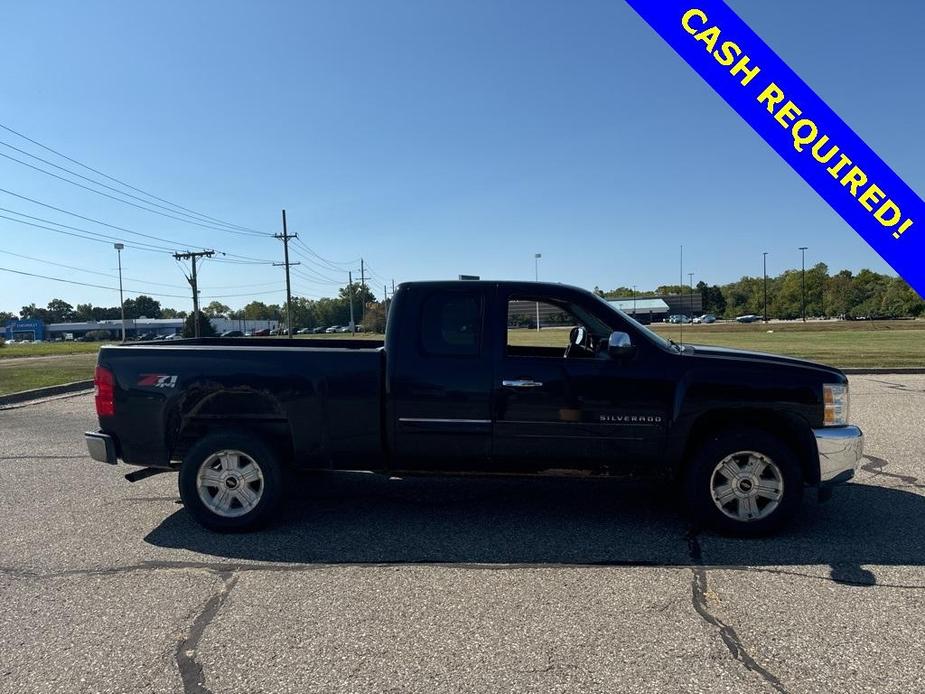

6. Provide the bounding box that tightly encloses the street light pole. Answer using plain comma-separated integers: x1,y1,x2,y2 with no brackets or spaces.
633,285,637,316
763,252,769,323
114,243,126,342
799,246,808,322
534,253,542,332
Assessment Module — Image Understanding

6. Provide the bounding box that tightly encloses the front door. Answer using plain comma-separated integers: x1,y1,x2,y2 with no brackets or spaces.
492,293,671,473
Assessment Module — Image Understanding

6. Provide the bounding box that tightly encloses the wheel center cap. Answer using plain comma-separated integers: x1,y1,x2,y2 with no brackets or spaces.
738,479,754,493
225,477,239,490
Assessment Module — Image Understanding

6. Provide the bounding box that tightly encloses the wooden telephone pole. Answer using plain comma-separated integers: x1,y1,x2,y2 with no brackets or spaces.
173,250,215,337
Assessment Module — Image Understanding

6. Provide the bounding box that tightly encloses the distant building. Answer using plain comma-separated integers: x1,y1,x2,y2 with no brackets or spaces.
4,319,46,341
607,298,670,325
44,318,184,340
607,293,702,323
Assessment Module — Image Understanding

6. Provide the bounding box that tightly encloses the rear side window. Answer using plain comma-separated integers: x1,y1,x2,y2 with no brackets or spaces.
420,292,482,357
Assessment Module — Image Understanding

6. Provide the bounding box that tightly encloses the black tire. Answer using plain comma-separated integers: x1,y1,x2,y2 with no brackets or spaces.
178,431,284,532
684,428,803,536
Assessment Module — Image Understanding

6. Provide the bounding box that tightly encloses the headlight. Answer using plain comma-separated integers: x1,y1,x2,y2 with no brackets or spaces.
823,383,849,426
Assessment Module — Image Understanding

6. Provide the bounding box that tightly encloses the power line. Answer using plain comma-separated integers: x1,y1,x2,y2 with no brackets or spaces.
0,193,277,264
0,248,283,291
292,237,358,270
0,188,192,249
0,249,187,287
0,139,268,237
0,121,269,235
0,265,188,299
287,247,351,281
291,267,343,286
0,148,272,237
0,209,174,254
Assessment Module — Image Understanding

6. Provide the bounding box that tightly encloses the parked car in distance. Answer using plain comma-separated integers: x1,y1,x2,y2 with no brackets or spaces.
693,314,717,324
324,326,340,334
667,314,691,324
252,329,271,337
85,280,863,537
163,334,182,341
736,314,762,323
296,328,312,335
311,327,326,334
220,331,244,338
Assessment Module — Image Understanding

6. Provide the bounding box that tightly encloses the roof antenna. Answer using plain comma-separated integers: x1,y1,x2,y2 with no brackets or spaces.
679,244,684,350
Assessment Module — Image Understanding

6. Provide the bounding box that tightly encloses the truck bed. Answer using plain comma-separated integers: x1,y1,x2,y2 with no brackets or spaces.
97,340,385,468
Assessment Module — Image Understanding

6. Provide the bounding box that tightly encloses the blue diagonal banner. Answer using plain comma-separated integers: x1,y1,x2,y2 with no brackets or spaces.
626,0,924,298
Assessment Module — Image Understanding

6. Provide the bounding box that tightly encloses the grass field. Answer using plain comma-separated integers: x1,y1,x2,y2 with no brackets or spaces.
0,354,98,395
1,320,922,396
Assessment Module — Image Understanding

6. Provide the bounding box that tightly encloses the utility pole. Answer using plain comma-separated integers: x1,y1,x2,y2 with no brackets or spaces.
114,243,126,342
688,272,694,319
679,245,684,346
632,285,637,317
358,258,367,329
799,246,808,322
763,252,769,323
534,253,542,331
273,209,300,338
348,271,356,335
174,250,215,337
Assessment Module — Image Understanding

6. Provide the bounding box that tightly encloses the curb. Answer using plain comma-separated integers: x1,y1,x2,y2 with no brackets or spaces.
841,368,925,375
0,380,94,407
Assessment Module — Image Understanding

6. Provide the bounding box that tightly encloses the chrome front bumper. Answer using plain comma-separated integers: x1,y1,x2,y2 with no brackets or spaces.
814,425,864,485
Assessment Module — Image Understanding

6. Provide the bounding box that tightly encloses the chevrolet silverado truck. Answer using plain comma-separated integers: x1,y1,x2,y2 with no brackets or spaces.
85,280,864,535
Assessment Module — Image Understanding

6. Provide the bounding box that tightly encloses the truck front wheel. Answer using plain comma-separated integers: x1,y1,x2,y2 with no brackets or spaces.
178,432,283,532
685,428,803,536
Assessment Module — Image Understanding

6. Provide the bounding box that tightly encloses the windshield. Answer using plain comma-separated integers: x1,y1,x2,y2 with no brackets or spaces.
590,293,677,351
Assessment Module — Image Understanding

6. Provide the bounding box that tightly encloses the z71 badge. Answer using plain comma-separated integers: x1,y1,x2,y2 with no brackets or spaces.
137,374,178,388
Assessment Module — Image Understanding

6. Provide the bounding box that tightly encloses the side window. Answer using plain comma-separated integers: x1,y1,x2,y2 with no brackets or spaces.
507,298,582,352
420,292,483,357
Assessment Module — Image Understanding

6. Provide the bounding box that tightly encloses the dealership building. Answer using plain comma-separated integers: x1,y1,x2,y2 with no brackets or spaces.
4,317,279,341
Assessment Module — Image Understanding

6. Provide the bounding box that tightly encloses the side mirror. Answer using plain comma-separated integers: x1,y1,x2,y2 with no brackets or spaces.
608,331,637,359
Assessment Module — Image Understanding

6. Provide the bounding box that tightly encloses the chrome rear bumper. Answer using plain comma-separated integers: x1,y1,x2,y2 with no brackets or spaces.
814,425,863,485
85,431,117,465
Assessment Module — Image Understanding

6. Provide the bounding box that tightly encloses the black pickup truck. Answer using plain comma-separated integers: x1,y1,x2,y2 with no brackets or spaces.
85,280,863,535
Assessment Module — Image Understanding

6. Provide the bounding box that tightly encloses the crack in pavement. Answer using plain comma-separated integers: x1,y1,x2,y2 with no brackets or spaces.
862,455,925,489
176,569,238,694
687,529,789,694
863,378,925,395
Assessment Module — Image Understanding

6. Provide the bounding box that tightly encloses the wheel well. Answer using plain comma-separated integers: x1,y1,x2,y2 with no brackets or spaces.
681,409,819,485
169,420,293,466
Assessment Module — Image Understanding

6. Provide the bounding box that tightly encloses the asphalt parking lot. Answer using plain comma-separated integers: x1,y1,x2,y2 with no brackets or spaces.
1,375,924,693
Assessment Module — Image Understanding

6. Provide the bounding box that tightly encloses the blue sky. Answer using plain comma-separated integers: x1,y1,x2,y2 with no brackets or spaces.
1,0,922,312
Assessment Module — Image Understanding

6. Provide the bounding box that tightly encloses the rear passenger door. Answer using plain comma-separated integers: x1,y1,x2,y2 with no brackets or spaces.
390,286,494,468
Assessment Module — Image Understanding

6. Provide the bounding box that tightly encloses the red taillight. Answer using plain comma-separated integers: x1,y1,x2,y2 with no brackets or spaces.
94,366,115,417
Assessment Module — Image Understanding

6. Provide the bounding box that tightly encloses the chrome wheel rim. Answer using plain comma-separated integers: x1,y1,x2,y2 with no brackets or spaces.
710,450,784,522
196,449,264,518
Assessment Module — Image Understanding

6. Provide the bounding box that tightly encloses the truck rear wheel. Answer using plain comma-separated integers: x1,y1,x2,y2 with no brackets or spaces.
685,428,803,536
178,432,283,532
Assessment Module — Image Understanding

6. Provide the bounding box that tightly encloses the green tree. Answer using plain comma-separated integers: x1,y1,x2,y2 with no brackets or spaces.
123,295,162,319
46,299,76,322
203,301,231,319
243,301,273,320
182,313,217,338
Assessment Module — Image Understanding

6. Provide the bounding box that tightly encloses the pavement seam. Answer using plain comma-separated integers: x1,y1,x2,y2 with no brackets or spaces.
687,529,790,694
176,569,238,694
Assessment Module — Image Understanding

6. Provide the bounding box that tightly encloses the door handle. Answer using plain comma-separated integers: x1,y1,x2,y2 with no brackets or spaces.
502,379,544,388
